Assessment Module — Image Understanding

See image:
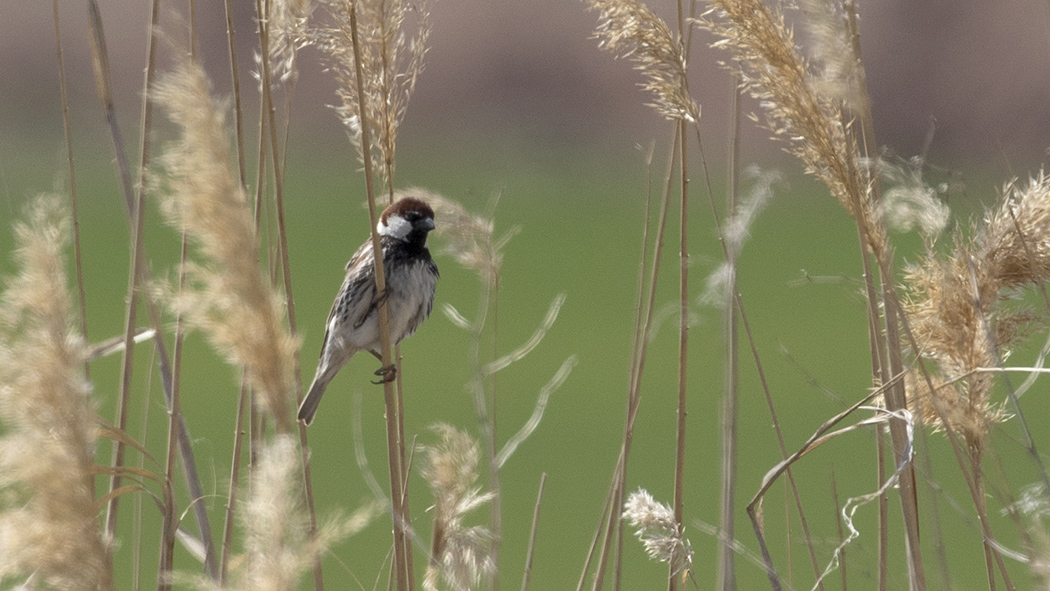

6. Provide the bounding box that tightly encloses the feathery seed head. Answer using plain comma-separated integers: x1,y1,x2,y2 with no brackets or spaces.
585,0,698,122
984,172,1050,290
269,0,314,83
309,0,431,187
702,0,868,222
421,425,495,591
155,56,299,432
902,173,1050,444
0,196,111,590
187,436,376,591
623,488,693,577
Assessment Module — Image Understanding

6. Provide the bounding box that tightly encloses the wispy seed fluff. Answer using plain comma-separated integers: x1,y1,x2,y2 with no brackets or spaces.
424,191,507,288
875,158,949,244
623,488,693,577
701,168,778,308
1004,483,1050,587
154,57,299,432
0,196,112,590
421,424,495,591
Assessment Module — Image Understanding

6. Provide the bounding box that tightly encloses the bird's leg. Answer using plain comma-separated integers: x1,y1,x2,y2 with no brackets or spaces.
367,350,397,384
372,363,397,384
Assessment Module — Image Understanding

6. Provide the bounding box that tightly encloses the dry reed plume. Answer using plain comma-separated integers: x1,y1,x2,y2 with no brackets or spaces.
0,196,112,591
903,172,1050,446
622,489,694,577
584,0,698,122
309,0,431,189
421,424,495,591
268,0,314,85
153,56,299,432
702,0,872,229
190,435,360,591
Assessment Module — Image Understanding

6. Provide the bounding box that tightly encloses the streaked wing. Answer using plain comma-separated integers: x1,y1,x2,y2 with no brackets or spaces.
316,239,374,361
345,238,373,272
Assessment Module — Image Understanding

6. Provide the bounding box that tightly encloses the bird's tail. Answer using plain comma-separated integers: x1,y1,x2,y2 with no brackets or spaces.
297,374,331,426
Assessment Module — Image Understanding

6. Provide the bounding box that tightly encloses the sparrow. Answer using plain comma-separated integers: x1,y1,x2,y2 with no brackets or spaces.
297,195,439,425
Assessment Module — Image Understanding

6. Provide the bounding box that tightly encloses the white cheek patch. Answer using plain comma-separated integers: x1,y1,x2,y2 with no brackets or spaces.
378,214,412,240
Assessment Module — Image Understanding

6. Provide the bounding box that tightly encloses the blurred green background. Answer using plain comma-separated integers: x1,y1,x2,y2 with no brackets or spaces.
3,1,1050,590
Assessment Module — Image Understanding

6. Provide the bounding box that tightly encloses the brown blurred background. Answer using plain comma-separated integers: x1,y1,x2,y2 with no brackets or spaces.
2,0,1049,198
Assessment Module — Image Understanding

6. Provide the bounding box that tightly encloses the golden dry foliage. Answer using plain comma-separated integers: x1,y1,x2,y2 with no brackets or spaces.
421,424,495,591
310,0,431,189
0,196,112,591
584,0,698,122
904,173,1050,445
154,57,299,432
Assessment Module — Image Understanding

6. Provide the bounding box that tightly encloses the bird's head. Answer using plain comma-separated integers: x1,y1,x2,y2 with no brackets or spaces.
378,196,436,245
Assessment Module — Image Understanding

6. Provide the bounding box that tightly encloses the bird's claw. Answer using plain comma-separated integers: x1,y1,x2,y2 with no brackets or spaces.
372,364,397,385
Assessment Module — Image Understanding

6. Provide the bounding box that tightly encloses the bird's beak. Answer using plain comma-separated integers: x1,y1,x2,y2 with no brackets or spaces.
415,217,435,232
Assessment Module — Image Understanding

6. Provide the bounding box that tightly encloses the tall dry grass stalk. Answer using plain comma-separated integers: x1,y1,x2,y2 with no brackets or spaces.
153,56,300,433
88,3,218,574
307,2,435,589
249,4,326,586
583,2,698,588
702,2,932,588
51,0,88,361
0,196,113,591
716,72,743,591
